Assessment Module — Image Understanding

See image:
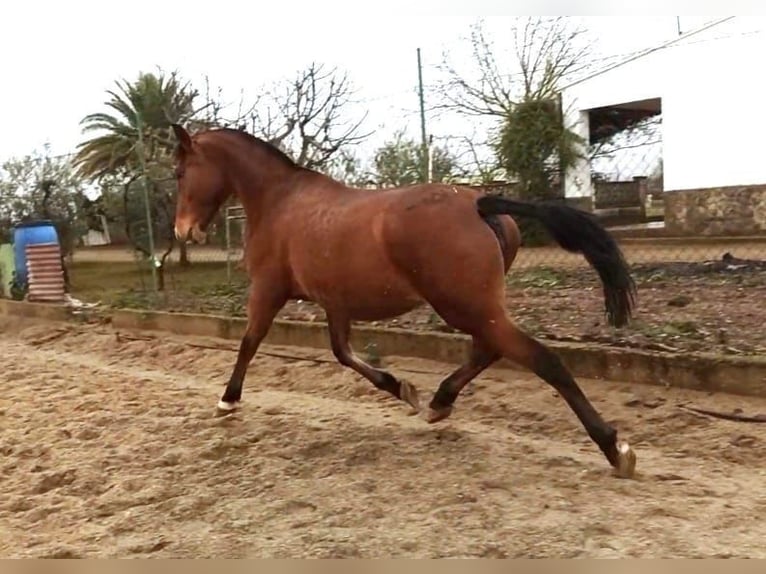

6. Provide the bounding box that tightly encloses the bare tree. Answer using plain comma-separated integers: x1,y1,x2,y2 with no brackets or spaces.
435,18,596,245
220,63,372,170
435,18,595,189
169,64,370,172
437,23,514,117
436,18,593,117
513,17,593,100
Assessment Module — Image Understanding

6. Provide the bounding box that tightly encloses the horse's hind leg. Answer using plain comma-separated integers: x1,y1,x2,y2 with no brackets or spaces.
425,337,500,424
326,313,420,413
451,314,636,478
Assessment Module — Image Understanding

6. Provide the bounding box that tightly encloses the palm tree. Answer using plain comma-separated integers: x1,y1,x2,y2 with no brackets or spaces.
73,70,200,180
74,69,205,270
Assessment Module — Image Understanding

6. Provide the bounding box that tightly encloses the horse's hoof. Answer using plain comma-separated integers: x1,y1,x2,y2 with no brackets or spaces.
612,440,637,479
400,381,421,415
216,400,239,416
424,405,453,424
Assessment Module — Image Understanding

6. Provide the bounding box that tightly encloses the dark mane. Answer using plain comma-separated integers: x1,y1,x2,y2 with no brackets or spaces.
213,127,299,168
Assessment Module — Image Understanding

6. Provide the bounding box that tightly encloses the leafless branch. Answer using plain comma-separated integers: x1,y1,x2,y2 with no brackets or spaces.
588,115,662,160
435,17,595,118
436,133,504,183
239,63,372,169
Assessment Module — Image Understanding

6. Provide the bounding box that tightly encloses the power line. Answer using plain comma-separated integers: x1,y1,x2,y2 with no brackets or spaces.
559,16,736,92
666,28,762,48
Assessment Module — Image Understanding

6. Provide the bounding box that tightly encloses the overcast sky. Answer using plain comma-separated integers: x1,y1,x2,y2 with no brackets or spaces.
0,4,744,165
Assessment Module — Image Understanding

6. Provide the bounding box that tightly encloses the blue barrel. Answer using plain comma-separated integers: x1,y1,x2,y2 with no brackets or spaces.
12,220,59,285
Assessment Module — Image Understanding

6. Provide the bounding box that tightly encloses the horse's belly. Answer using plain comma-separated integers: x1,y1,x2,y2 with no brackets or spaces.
296,267,424,321
343,285,425,321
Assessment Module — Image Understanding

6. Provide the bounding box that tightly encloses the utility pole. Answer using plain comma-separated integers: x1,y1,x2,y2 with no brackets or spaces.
136,112,159,293
416,47,429,183
676,17,682,36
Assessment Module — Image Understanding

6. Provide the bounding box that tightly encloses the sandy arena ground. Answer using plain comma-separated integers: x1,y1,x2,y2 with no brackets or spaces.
1,316,765,558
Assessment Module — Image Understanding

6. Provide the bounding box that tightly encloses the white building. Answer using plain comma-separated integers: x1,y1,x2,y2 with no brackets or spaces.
560,17,766,235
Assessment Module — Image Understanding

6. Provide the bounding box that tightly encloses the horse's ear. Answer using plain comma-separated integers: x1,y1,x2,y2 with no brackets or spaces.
171,123,192,154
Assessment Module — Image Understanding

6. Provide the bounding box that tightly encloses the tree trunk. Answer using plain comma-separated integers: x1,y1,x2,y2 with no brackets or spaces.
61,255,70,293
179,241,190,267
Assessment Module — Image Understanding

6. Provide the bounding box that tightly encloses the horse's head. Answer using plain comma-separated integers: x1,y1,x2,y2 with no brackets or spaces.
171,124,228,243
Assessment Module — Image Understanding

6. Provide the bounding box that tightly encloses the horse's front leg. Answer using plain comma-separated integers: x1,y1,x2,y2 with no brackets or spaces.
217,284,287,414
325,313,421,413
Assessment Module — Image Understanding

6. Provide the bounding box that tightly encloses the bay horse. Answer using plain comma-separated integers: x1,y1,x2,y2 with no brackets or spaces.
170,124,638,478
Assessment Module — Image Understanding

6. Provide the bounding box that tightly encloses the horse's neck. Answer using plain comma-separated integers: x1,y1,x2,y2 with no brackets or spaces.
225,144,352,230
227,147,292,205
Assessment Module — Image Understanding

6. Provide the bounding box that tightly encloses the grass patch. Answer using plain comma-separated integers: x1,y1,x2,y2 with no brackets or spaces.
69,260,246,308
506,267,571,289
633,319,706,340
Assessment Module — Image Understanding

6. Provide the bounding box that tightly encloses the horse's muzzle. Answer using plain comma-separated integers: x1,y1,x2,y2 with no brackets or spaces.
174,224,192,242
175,223,207,244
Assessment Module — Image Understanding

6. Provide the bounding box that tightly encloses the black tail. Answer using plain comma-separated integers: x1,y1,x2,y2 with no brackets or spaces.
477,195,636,328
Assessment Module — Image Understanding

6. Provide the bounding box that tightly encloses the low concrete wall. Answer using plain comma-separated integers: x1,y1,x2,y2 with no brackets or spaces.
665,184,766,236
2,300,765,398
0,299,75,322
108,309,766,398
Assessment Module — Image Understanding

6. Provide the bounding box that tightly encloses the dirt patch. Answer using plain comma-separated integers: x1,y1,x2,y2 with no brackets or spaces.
1,316,766,558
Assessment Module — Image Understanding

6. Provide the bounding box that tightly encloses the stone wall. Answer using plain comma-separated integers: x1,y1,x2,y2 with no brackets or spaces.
664,184,766,236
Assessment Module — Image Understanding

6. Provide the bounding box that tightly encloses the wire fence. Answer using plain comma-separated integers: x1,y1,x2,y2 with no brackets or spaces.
70,217,766,274
69,232,766,283
62,212,766,360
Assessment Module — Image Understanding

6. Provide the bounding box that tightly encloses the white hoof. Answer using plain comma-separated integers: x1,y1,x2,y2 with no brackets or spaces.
216,400,239,413
613,440,637,479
